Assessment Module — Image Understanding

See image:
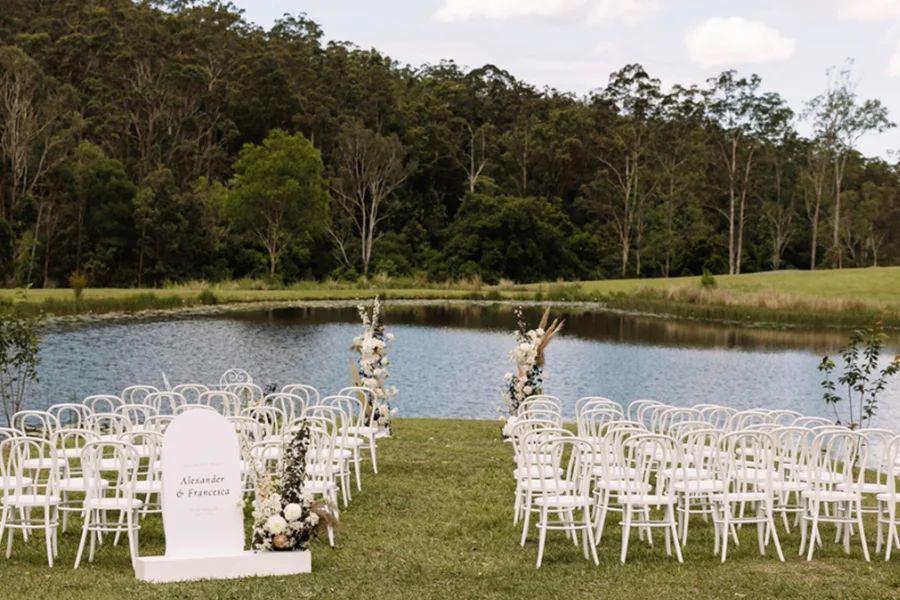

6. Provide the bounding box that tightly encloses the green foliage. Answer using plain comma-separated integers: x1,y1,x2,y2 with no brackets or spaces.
198,288,218,305
228,129,329,277
68,270,88,300
0,2,897,288
818,322,900,428
700,269,717,288
0,309,41,425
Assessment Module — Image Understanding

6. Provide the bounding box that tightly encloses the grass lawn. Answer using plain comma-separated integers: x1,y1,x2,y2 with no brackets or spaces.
1,266,899,328
1,419,898,599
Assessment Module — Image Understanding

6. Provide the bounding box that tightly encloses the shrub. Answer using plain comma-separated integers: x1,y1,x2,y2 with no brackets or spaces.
700,268,717,289
68,270,89,301
0,310,41,425
198,288,219,305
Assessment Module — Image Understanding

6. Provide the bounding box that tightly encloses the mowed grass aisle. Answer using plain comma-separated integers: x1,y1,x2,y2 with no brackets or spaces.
1,419,899,599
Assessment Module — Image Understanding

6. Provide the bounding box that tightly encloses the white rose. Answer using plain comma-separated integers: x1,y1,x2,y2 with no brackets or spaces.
265,515,287,535
386,333,395,341
306,512,320,526
283,503,304,522
523,386,533,395
518,342,531,352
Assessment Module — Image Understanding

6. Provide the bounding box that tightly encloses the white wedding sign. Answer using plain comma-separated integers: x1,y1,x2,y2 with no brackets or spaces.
134,409,311,583
160,409,244,558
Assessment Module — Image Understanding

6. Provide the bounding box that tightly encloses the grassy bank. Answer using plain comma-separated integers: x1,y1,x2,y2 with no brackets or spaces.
0,419,896,600
1,266,898,329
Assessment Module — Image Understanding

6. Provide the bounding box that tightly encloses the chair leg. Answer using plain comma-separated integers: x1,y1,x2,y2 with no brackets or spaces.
43,512,54,568
536,507,548,569
807,501,820,561
369,436,378,474
583,507,599,565
620,505,633,564
681,496,691,547
767,506,785,562
520,491,533,547
721,508,730,563
668,505,683,563
856,500,870,562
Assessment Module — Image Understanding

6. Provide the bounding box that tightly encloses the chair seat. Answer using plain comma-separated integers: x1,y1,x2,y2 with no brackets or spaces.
84,497,144,510
534,494,592,508
715,491,768,503
837,482,889,494
672,479,725,494
618,493,676,506
58,447,84,459
766,479,807,493
520,478,576,493
346,426,377,436
876,492,900,504
1,493,61,507
800,490,857,502
795,468,843,484
131,480,162,494
58,477,110,493
303,480,336,493
336,437,364,449
0,476,33,490
21,457,66,470
515,465,562,479
595,480,651,493
592,466,640,479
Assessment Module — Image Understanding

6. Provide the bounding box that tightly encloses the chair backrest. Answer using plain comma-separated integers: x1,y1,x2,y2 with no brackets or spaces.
173,403,218,416
627,398,663,423
699,405,736,430
577,407,624,439
220,368,253,386
172,383,209,404
225,383,264,407
656,407,702,434
768,410,802,426
719,431,777,491
0,436,59,501
337,386,377,419
198,390,242,416
282,384,320,405
882,436,900,506
119,430,163,478
576,396,622,418
11,410,59,438
807,429,863,491
115,403,157,427
669,420,713,439
517,427,572,472
519,406,563,427
145,391,185,415
80,440,141,504
518,395,562,415
535,435,595,499
619,433,680,498
793,416,835,429
144,415,173,434
51,428,98,477
84,394,124,415
264,393,307,425
86,412,131,437
48,403,92,430
241,405,286,438
228,416,268,444
121,385,158,405
726,410,772,431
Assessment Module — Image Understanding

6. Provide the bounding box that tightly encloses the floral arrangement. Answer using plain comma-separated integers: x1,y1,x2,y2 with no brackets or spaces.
502,307,564,432
248,424,339,551
350,297,398,434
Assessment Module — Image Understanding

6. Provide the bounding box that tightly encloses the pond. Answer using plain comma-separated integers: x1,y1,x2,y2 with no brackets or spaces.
29,302,900,431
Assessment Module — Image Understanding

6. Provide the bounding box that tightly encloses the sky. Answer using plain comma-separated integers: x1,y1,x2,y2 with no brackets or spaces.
229,0,900,159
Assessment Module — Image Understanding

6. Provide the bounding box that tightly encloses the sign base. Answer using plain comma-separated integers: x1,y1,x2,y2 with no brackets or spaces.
134,550,311,583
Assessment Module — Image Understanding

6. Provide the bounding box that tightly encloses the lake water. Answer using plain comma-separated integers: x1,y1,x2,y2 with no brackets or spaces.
29,302,900,430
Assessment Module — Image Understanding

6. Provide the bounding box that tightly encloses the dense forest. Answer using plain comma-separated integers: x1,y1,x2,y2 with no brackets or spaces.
0,0,898,287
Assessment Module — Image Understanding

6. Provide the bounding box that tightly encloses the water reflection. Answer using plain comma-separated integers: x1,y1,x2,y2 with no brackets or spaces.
30,302,900,431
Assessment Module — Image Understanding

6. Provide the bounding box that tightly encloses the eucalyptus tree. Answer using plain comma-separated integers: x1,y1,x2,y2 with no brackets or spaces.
705,71,790,274
329,121,411,277
804,61,894,268
587,64,662,277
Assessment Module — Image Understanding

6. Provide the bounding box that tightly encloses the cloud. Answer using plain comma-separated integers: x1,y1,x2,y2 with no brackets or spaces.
889,39,900,76
685,17,797,68
836,0,900,21
433,0,659,24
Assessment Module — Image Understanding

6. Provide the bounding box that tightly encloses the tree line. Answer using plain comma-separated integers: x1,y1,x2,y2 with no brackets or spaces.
0,0,897,287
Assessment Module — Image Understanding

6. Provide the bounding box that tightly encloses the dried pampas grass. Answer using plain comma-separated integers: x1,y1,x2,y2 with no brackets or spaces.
535,306,564,366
